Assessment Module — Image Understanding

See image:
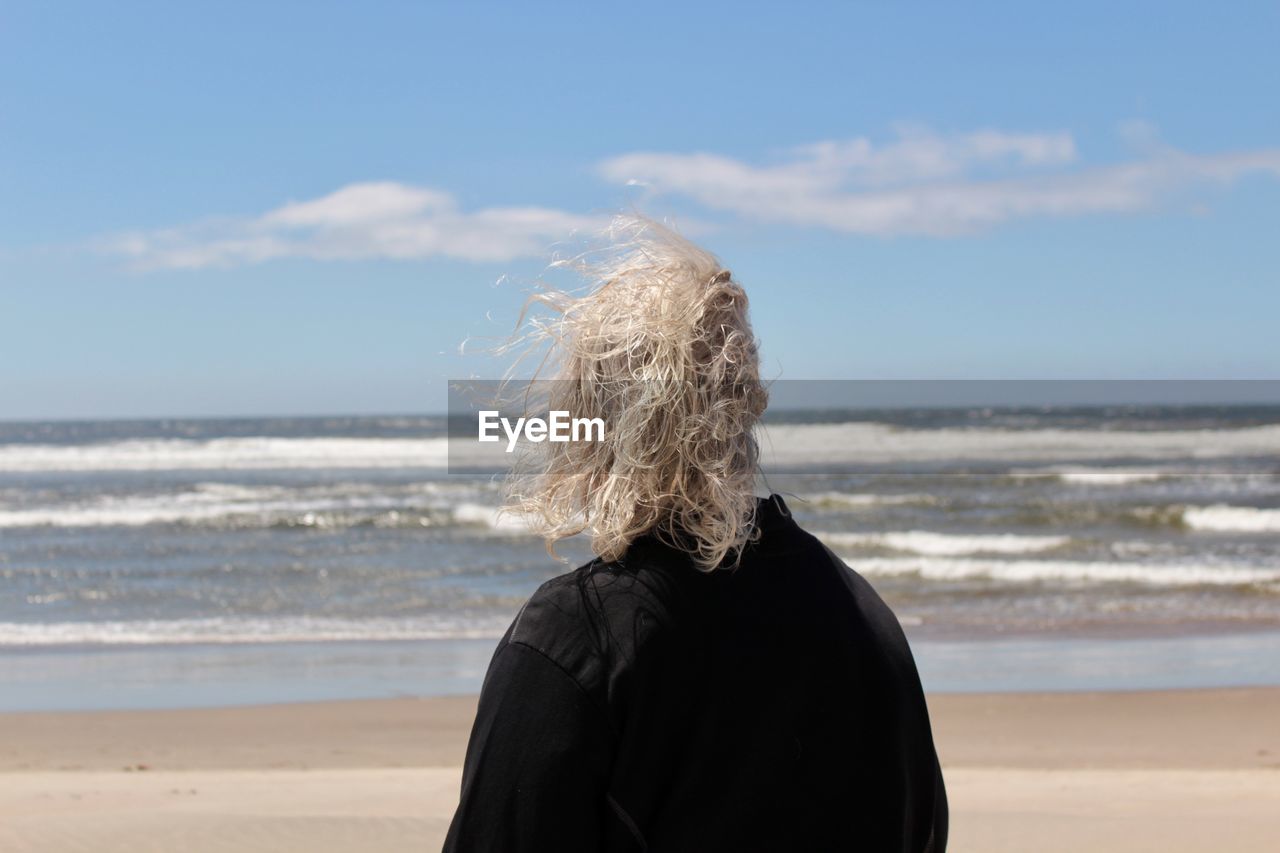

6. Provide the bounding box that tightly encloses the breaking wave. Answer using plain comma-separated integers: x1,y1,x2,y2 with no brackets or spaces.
1183,505,1280,533
0,437,451,473
0,615,511,647
799,492,939,509
819,530,1072,556
0,483,526,533
839,556,1280,587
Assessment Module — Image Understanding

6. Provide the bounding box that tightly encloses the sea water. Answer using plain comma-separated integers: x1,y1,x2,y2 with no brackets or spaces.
2,408,1279,709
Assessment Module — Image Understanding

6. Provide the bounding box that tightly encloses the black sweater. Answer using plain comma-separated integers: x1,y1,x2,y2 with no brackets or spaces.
444,495,947,852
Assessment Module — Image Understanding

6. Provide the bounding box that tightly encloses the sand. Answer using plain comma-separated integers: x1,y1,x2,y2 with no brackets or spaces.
1,689,1277,852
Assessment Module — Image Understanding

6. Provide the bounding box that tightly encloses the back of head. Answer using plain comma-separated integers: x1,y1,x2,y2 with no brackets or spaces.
503,215,768,570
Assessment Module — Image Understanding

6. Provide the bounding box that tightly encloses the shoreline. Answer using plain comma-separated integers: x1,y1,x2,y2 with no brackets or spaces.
1,688,1277,852
7,628,1280,712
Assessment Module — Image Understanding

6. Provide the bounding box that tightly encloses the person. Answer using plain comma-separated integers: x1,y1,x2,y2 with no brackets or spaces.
445,217,947,852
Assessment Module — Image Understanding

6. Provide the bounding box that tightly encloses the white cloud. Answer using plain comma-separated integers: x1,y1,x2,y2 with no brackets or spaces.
103,182,601,270
98,128,1280,270
599,127,1280,236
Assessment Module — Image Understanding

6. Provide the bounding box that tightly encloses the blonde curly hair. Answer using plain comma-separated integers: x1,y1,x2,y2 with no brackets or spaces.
499,215,768,570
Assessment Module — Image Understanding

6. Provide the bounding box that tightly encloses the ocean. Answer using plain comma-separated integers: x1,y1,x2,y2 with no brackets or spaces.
3,407,1280,710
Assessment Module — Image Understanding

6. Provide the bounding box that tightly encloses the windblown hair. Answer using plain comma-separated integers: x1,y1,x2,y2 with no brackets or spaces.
499,215,768,571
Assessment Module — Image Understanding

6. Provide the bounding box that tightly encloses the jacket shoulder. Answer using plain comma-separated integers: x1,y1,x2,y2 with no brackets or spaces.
506,556,684,711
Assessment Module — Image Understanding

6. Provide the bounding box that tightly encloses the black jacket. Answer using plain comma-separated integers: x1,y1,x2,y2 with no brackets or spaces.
445,495,947,852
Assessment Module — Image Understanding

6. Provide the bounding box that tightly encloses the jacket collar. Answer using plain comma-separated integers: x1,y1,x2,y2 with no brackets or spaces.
622,494,795,571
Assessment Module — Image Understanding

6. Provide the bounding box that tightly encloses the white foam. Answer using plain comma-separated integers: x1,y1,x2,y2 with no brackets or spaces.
0,482,469,529
802,492,937,508
0,616,510,647
1012,466,1170,485
758,422,1280,467
0,484,279,528
821,530,1071,556
451,503,531,533
1184,505,1280,533
0,479,488,525
0,437,452,473
838,556,1280,587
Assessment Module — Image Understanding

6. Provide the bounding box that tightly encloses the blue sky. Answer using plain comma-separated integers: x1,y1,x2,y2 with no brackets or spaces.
2,1,1278,419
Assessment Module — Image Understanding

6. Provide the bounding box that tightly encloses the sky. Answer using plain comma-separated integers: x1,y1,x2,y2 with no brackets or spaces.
2,1,1278,420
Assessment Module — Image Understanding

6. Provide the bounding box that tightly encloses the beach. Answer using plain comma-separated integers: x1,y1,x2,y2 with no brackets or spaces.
2,688,1277,852
3,410,1279,848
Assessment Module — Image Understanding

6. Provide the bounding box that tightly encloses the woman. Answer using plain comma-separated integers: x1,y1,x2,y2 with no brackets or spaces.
445,217,947,852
